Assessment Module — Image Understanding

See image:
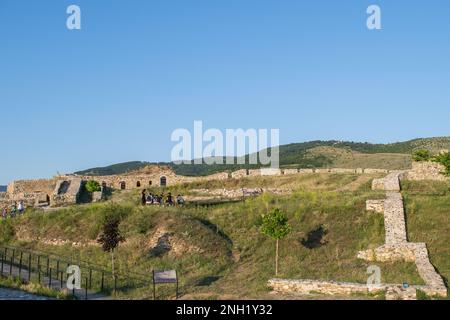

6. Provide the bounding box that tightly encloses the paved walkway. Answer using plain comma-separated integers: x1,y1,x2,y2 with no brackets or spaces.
0,287,50,300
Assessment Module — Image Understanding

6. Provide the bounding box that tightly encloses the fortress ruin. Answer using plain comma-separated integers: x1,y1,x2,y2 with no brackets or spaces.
0,162,447,209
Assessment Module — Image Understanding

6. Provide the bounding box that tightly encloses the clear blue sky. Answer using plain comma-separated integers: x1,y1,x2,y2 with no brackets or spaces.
1,0,449,184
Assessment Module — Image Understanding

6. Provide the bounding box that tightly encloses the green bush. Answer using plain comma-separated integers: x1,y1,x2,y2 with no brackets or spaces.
85,180,101,193
413,149,431,162
433,152,450,176
0,220,15,243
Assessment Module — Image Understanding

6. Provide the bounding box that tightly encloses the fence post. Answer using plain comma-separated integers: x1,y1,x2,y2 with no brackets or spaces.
9,254,13,276
153,270,156,300
85,277,88,300
176,271,179,300
37,256,41,283
49,268,52,287
1,252,4,276
101,272,104,292
18,251,23,278
46,257,49,276
60,271,64,289
28,253,32,282
89,269,92,289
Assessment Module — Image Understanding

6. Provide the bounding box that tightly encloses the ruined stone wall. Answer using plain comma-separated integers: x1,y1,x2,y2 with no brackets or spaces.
404,162,448,181
268,279,382,296
269,170,447,299
372,171,404,191
268,279,419,300
359,171,447,297
329,168,357,174
231,169,248,179
364,168,389,174
260,168,282,176
51,178,83,207
7,179,57,196
298,169,314,174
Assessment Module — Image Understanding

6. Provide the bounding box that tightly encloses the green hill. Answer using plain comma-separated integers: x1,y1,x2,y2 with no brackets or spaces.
2,174,448,299
75,137,450,176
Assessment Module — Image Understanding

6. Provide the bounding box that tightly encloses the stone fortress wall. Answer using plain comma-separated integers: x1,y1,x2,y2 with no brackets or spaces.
1,162,447,209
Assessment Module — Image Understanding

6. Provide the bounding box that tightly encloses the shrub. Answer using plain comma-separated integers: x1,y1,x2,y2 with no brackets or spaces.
85,180,101,193
0,220,15,242
413,150,431,162
432,152,450,176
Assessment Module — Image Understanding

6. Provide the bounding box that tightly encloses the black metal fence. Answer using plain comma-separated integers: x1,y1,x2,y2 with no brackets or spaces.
0,245,152,299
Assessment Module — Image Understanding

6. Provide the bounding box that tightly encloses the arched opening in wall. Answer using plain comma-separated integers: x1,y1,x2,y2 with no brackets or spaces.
149,181,152,186
120,182,126,190
160,176,167,187
102,182,107,189
136,181,141,188
246,169,250,176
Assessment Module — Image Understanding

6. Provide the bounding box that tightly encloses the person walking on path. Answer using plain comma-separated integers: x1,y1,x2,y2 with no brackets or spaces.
10,203,17,218
18,201,24,214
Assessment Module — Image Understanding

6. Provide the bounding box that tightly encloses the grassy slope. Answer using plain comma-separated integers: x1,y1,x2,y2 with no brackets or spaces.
402,180,450,290
2,174,444,299
302,147,411,170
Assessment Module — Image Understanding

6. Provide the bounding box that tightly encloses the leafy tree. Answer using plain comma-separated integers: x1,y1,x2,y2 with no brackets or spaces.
433,152,450,176
85,180,101,193
97,215,125,281
261,208,291,276
413,150,431,162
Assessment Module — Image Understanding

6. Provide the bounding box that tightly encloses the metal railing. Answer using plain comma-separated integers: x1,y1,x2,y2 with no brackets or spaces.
0,245,152,299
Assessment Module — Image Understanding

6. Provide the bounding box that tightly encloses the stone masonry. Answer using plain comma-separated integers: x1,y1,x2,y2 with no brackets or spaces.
405,162,448,181
269,167,448,299
51,178,83,207
359,171,447,297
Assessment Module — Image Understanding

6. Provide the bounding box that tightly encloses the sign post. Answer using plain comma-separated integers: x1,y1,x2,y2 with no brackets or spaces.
152,270,178,300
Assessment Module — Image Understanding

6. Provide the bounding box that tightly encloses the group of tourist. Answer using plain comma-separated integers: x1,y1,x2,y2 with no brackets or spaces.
141,190,185,206
1,201,25,219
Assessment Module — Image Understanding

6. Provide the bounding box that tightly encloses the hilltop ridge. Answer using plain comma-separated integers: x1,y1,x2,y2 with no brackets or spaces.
75,137,450,177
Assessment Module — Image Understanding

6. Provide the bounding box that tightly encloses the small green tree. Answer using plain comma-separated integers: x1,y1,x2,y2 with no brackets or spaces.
413,150,431,162
85,180,101,193
97,215,125,281
433,152,450,176
261,208,291,276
